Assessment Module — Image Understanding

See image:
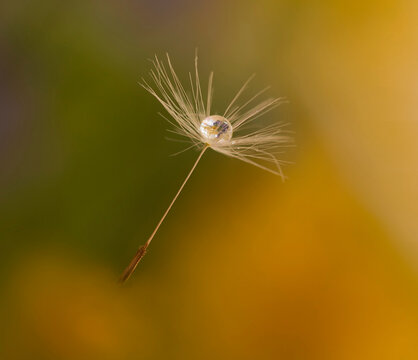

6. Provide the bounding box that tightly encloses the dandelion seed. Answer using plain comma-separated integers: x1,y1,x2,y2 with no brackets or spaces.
119,53,291,283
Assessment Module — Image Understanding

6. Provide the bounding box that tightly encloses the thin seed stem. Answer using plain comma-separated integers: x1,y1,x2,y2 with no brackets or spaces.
119,145,209,283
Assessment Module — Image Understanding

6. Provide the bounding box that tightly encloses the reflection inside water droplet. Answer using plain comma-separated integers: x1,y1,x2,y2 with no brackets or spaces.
200,116,233,144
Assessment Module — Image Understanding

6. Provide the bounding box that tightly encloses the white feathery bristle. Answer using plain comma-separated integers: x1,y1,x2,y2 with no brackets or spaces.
140,53,291,179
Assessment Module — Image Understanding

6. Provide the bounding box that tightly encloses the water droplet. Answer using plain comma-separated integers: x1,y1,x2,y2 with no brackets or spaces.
200,116,233,144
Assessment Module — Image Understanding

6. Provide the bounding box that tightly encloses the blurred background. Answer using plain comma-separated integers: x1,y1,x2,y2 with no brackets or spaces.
1,0,417,359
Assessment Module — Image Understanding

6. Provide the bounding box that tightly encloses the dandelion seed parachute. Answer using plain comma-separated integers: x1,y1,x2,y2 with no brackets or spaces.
119,53,291,283
141,53,290,178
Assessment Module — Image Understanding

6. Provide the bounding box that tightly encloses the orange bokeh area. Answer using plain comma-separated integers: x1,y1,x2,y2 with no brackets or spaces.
2,148,417,359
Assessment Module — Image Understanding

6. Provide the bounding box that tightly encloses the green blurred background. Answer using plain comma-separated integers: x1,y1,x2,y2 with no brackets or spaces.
1,1,417,359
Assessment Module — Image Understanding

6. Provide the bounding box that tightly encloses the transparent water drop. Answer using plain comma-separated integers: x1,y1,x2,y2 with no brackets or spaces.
199,115,233,144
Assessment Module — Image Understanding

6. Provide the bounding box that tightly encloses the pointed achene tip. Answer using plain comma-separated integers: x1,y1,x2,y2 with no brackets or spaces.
118,245,148,284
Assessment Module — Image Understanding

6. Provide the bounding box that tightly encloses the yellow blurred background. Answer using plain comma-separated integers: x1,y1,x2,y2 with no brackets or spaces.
0,0,417,359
